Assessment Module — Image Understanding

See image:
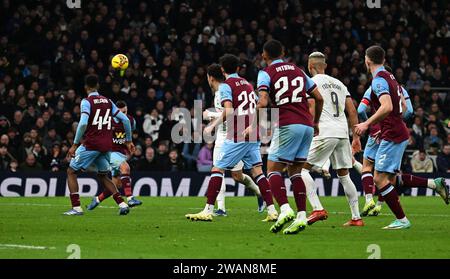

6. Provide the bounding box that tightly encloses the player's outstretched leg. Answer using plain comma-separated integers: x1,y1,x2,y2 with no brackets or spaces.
283,172,308,235
302,168,328,225
375,172,410,229
64,167,84,215
251,170,278,222
232,170,265,213
119,162,142,207
398,174,449,205
87,188,111,210
361,172,376,216
98,173,130,215
268,168,295,232
186,170,224,221
361,158,376,216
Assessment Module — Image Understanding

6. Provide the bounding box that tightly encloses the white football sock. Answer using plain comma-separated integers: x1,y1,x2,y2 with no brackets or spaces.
204,204,214,214
302,169,324,211
365,193,373,203
216,179,226,211
95,196,100,203
339,174,361,220
296,211,306,222
376,200,384,206
73,206,82,212
280,203,292,213
427,179,436,189
118,202,128,208
267,204,277,215
242,174,261,196
126,196,134,201
353,160,363,175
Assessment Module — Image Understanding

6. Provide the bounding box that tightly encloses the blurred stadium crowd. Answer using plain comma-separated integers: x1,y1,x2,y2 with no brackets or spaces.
0,0,449,173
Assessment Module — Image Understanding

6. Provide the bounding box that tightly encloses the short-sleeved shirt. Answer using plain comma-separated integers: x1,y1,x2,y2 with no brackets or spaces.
369,67,409,143
311,74,351,139
219,73,258,142
81,93,119,153
257,59,316,127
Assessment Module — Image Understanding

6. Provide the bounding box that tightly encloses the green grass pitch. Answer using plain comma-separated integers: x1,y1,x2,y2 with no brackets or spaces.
0,196,449,259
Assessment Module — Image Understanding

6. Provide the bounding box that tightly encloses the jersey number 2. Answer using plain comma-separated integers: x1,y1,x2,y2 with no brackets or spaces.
274,76,304,105
92,108,112,130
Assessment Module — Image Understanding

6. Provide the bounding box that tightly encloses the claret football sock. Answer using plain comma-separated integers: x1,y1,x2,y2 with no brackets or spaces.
268,171,289,206
206,171,223,206
120,175,133,197
70,192,81,208
112,192,125,205
362,172,375,201
290,173,307,212
379,184,406,219
398,174,435,189
255,174,274,207
98,189,112,202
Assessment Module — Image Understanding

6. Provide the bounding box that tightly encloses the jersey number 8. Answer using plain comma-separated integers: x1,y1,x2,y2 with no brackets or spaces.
274,76,304,105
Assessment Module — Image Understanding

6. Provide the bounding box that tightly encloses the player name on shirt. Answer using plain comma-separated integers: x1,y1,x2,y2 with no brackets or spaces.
275,64,295,72
93,98,109,104
234,79,250,86
321,82,342,91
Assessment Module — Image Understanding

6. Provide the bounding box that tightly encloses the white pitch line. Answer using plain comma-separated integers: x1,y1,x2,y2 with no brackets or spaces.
329,211,450,218
0,244,56,250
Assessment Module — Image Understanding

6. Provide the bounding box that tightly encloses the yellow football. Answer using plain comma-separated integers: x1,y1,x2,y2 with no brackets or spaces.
111,54,129,70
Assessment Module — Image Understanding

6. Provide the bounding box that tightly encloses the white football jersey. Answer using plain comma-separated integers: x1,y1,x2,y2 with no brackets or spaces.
312,74,351,139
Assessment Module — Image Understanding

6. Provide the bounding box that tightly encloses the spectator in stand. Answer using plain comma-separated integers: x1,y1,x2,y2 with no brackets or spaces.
143,109,163,141
436,144,450,173
0,143,14,171
181,132,202,171
424,127,444,152
136,146,158,171
410,150,434,173
20,153,43,171
155,141,170,169
197,142,213,172
164,149,185,171
9,159,19,172
406,71,424,91
0,115,9,135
